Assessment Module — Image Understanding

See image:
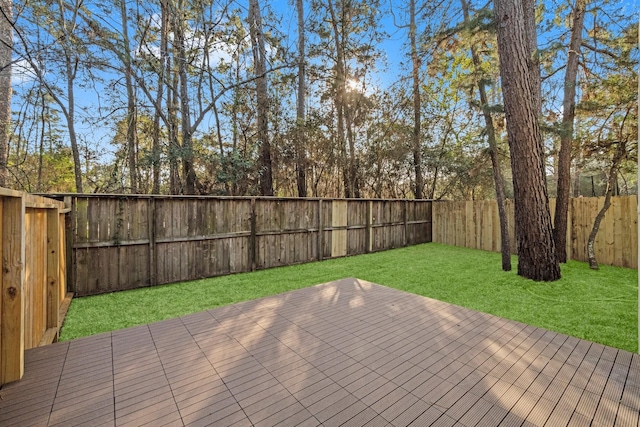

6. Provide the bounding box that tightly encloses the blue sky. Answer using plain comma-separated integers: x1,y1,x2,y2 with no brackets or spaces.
11,0,639,163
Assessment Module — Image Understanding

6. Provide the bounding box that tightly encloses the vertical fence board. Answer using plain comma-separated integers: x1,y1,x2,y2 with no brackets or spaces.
0,199,3,383
624,196,638,268
610,197,620,267
23,210,32,349
331,201,347,257
317,200,324,261
46,209,60,340
75,197,88,244
58,212,67,302
1,195,25,384
250,198,257,271
148,198,156,286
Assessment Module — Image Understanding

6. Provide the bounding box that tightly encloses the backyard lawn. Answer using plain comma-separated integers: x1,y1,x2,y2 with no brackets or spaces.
60,243,638,352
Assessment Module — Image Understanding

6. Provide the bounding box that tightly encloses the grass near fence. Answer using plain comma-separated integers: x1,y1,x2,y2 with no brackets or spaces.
60,243,638,352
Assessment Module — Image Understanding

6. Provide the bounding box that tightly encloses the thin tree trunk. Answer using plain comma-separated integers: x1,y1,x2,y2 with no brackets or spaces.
38,92,46,191
296,0,307,197
494,0,560,281
345,105,358,197
461,0,511,271
554,0,586,262
587,138,628,270
249,0,273,196
212,100,230,194
168,64,180,194
573,151,582,197
326,0,348,197
65,53,83,193
429,119,453,199
120,0,138,193
410,0,423,199
0,0,11,187
151,0,168,194
53,0,83,193
173,0,197,195
479,82,511,271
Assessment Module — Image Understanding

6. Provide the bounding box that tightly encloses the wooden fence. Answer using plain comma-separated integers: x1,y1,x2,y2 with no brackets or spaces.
62,196,433,296
0,188,69,386
433,196,638,269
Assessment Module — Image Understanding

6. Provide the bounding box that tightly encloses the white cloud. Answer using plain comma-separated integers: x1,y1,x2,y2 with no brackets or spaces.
134,28,238,70
12,58,38,85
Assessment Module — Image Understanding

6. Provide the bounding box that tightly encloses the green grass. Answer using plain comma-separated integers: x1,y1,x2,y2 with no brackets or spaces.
60,243,638,352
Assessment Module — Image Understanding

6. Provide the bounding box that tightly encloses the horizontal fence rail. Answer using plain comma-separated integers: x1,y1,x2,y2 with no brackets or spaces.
60,196,433,296
0,188,68,386
433,196,638,269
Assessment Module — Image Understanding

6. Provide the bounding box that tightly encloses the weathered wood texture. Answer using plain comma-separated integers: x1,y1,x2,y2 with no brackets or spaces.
65,196,433,296
0,188,67,386
433,196,638,269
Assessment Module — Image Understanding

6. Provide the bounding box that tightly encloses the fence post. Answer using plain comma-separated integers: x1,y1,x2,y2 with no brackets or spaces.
1,194,26,385
148,198,157,286
250,198,257,271
403,200,409,247
427,201,433,243
317,199,323,261
46,208,60,341
64,196,75,294
366,200,372,253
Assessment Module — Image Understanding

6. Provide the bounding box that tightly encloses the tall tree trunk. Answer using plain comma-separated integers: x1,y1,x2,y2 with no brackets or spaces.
522,0,541,116
120,0,138,193
296,0,307,197
38,92,46,191
168,65,181,194
409,0,423,199
55,0,83,193
554,0,586,262
152,0,168,194
249,0,273,196
461,0,511,271
521,0,548,198
345,106,358,197
0,0,11,188
326,0,348,197
65,53,83,193
212,101,229,194
494,0,560,281
173,0,197,195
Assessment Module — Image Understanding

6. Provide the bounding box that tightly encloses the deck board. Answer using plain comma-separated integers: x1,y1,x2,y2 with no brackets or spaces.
1,278,639,426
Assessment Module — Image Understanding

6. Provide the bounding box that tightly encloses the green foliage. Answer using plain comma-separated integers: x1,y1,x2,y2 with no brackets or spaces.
7,144,76,192
61,243,638,352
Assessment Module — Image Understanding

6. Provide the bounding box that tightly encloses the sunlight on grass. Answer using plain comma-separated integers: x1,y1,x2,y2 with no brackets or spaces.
60,243,638,352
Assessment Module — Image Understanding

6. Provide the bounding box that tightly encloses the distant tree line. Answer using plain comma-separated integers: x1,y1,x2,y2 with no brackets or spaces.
0,0,635,199
0,0,636,279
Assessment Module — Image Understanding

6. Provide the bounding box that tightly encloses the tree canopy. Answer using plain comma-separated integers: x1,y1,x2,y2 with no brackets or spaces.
1,0,636,199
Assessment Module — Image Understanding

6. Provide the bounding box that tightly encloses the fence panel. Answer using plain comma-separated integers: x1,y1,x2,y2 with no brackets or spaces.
62,195,433,296
569,196,638,268
0,189,67,386
433,196,637,269
256,199,318,269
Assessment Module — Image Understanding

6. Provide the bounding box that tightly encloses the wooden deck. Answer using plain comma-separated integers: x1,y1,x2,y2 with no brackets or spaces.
1,278,639,427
